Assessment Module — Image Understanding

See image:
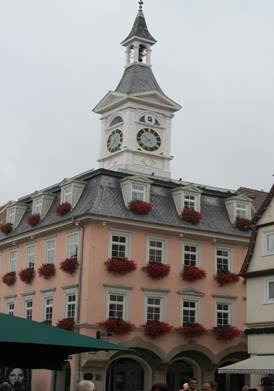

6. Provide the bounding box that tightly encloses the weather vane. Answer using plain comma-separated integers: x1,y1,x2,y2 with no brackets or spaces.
138,0,144,11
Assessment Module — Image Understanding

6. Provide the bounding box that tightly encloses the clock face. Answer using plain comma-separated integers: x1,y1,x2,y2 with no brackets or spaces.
137,128,161,151
107,129,123,153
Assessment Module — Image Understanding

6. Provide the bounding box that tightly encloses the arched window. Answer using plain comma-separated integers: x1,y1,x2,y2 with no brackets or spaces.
139,115,160,126
110,116,123,127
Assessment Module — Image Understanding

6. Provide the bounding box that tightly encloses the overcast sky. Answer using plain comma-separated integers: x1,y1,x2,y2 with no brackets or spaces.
0,0,273,204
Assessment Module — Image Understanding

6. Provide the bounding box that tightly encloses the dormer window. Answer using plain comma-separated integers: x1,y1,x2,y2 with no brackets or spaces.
7,207,16,225
60,179,85,209
33,198,43,215
31,192,55,220
6,202,27,229
184,194,197,210
172,185,202,216
225,194,252,224
235,202,248,218
121,176,152,206
132,184,146,202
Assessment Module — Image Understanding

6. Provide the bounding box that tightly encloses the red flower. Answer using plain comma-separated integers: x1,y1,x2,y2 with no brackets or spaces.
215,271,239,286
27,213,41,226
55,202,72,216
129,200,152,215
2,271,16,286
60,257,79,274
144,320,172,339
19,267,35,284
182,266,206,282
0,223,13,235
176,323,207,338
235,216,251,231
212,325,240,340
56,318,75,330
98,319,134,335
142,262,170,279
105,258,137,275
181,208,202,225
38,263,56,279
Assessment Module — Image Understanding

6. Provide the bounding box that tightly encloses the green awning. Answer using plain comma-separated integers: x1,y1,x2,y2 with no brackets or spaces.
0,313,128,370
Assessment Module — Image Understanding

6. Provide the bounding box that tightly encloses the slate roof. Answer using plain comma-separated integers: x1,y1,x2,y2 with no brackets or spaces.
115,64,164,95
0,169,262,243
121,10,157,45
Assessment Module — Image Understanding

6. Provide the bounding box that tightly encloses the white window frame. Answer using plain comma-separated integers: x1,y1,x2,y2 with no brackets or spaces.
235,202,248,219
264,232,274,256
144,293,165,323
32,198,43,215
61,185,73,204
106,288,129,321
6,207,16,225
182,297,199,325
64,288,78,319
183,242,200,267
131,183,146,202
215,247,232,274
45,238,56,264
23,295,33,320
43,293,54,322
9,249,18,272
183,193,197,210
147,237,166,264
215,300,232,326
67,232,79,258
6,298,15,316
110,232,130,259
26,244,35,268
264,278,274,304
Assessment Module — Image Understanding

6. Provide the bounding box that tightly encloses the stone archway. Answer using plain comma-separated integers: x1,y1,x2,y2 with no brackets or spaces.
166,360,194,391
215,351,249,391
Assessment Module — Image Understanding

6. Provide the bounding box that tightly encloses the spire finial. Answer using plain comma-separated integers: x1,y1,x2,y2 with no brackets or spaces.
138,0,144,12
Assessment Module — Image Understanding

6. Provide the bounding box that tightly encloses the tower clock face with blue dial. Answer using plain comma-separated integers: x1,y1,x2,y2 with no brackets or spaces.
137,128,161,151
107,129,123,153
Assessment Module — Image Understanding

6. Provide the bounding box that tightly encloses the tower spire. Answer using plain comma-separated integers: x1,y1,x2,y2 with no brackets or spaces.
138,0,144,12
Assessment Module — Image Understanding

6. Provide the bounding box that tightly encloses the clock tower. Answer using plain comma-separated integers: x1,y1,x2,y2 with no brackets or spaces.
93,1,181,178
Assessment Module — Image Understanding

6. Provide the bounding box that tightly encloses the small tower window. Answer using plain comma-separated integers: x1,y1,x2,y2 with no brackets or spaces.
139,115,160,126
110,116,123,128
138,44,147,63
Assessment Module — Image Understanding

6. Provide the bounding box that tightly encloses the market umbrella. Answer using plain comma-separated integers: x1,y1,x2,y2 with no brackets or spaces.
218,355,274,374
0,313,128,370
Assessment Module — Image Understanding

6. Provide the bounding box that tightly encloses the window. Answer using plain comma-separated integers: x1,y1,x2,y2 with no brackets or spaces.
6,300,15,316
235,202,248,218
108,294,125,320
183,244,199,267
111,234,129,259
184,194,196,210
62,186,73,204
146,297,163,322
182,299,197,325
45,239,56,264
9,250,17,272
43,295,53,322
148,239,164,263
132,184,146,202
7,207,16,225
33,198,43,215
110,116,123,127
216,248,231,273
24,297,33,320
65,290,77,319
265,279,274,304
216,302,231,326
264,233,274,256
67,233,79,258
26,245,35,268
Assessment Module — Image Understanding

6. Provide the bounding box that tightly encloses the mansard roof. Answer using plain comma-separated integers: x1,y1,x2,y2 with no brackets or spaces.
121,10,157,46
0,169,266,244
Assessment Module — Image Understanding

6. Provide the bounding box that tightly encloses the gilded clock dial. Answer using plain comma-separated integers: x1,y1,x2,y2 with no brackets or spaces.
107,129,123,153
137,128,161,151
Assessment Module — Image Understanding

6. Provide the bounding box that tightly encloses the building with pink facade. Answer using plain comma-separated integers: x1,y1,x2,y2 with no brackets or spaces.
0,3,267,391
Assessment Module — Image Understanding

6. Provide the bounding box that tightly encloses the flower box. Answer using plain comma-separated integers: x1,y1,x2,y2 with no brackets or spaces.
38,263,56,279
98,319,134,335
142,262,170,279
212,325,240,341
181,208,202,225
56,318,75,331
55,202,72,216
129,200,152,215
60,256,79,274
19,267,35,284
2,271,16,286
144,320,172,339
105,258,137,275
27,213,41,226
235,216,251,231
182,266,206,282
0,223,13,235
215,271,239,286
176,323,207,338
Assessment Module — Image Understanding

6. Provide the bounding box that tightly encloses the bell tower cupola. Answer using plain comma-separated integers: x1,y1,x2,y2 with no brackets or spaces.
93,1,181,178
